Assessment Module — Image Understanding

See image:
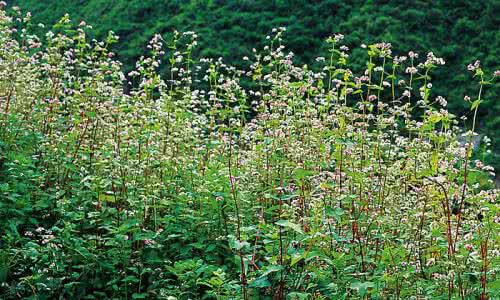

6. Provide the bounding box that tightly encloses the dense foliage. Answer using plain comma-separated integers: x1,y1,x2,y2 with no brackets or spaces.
1,5,500,300
8,0,500,167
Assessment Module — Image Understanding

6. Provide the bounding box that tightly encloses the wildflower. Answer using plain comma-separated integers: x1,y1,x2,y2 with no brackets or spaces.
475,160,484,169
29,42,41,49
494,70,500,77
128,70,140,77
403,90,411,98
333,33,344,43
0,1,6,8
426,258,435,267
425,52,445,66
368,95,377,101
405,67,418,74
144,239,156,246
467,60,480,72
435,96,447,107
465,244,474,251
41,234,55,244
464,95,471,102
370,43,391,57
393,56,407,65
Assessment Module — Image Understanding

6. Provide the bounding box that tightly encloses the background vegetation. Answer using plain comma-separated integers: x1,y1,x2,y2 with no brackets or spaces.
9,0,500,168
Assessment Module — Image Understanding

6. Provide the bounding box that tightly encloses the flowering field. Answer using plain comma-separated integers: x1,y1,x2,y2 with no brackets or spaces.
0,5,499,300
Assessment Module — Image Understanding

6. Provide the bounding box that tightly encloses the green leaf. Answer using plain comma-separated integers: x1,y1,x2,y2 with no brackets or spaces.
122,276,140,283
132,293,149,299
276,220,303,234
249,276,271,288
228,236,249,251
350,281,374,297
470,99,483,111
293,168,313,180
290,251,307,267
325,207,344,220
259,265,283,278
287,292,310,300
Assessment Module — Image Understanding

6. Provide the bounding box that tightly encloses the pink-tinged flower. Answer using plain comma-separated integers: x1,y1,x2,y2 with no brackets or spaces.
29,42,41,49
465,244,474,251
144,239,155,246
393,56,407,65
464,95,471,102
333,33,344,43
368,95,377,101
41,234,55,244
425,52,445,66
426,258,435,267
435,96,447,107
0,1,6,8
405,67,418,75
494,70,500,77
467,60,480,72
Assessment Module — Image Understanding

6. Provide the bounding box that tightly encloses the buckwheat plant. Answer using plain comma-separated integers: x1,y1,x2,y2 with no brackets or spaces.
0,5,498,300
